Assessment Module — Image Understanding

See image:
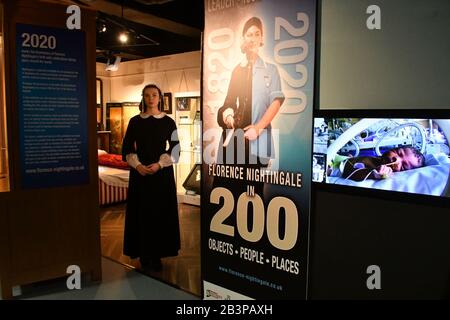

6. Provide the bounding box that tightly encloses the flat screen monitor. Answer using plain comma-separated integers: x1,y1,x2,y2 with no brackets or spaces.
312,113,450,200
182,163,201,195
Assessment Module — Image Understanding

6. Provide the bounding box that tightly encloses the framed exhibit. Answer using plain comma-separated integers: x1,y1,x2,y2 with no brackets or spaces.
96,78,103,130
96,78,103,105
105,102,140,154
163,92,172,114
176,96,189,111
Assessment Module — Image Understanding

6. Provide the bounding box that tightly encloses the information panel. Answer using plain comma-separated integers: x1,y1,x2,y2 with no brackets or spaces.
202,0,316,299
16,23,89,189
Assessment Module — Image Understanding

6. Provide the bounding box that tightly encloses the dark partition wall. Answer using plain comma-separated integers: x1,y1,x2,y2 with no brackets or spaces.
309,0,450,299
309,190,450,299
320,0,450,109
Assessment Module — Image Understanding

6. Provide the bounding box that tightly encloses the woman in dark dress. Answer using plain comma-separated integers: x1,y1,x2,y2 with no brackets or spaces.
122,84,180,272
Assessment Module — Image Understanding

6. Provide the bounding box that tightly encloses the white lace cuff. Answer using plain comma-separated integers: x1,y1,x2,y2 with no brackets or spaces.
222,107,234,124
158,153,174,168
126,153,142,169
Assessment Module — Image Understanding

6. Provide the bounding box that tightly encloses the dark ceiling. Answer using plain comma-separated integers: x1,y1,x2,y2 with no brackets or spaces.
75,0,204,63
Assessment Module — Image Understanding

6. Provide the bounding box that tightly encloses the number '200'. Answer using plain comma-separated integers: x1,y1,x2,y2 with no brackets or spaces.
210,187,299,250
22,33,56,49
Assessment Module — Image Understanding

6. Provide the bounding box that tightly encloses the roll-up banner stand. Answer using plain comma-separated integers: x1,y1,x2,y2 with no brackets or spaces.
202,0,317,299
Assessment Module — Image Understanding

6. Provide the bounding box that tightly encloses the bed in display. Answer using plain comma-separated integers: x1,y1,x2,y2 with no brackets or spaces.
97,150,129,205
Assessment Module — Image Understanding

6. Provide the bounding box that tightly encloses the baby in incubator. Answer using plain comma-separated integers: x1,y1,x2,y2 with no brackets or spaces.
329,146,425,181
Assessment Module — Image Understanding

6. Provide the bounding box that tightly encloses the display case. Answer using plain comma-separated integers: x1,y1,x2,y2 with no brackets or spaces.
96,78,103,130
173,92,201,204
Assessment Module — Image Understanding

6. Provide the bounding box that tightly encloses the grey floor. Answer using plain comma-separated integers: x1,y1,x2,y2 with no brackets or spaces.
8,258,199,300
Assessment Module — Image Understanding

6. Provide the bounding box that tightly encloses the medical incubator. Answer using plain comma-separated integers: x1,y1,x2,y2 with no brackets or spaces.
325,118,449,158
312,117,450,197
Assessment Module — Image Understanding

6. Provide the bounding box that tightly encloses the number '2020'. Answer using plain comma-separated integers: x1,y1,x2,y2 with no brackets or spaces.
22,33,56,50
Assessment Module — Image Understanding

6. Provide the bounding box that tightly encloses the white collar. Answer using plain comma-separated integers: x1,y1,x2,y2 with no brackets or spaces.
140,112,166,119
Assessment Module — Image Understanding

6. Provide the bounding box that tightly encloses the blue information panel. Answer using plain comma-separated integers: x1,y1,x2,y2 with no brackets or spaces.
16,23,89,189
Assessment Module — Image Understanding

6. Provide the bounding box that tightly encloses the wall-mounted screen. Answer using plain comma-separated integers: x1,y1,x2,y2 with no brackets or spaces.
313,115,450,199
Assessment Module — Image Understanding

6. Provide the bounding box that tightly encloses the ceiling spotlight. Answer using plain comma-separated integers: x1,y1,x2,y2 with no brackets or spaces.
96,20,107,33
118,32,128,43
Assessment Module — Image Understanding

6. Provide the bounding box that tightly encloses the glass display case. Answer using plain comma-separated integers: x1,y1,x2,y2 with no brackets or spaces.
173,92,201,199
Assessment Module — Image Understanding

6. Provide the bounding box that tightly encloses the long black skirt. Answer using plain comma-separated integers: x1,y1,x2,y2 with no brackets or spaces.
123,166,180,259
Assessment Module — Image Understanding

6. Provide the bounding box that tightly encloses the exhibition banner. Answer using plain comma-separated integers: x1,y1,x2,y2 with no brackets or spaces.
16,23,89,189
202,0,316,299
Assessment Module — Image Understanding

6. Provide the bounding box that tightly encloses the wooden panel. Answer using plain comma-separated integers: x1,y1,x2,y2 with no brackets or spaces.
0,193,11,299
0,0,101,298
0,1,9,191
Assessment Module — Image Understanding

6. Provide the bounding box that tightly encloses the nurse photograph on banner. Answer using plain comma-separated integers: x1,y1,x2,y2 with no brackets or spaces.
214,15,285,202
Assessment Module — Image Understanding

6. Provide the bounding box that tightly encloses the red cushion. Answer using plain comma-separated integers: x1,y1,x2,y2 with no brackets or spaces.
98,154,129,170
